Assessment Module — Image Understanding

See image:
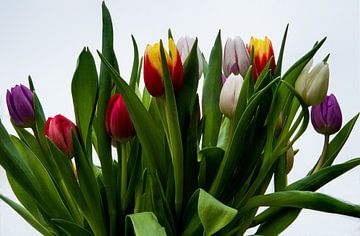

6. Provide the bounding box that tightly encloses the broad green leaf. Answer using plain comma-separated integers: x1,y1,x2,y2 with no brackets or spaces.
0,193,53,236
256,208,300,235
92,4,119,234
198,147,224,189
198,189,237,235
10,136,72,221
238,190,360,218
52,219,93,236
159,40,184,215
71,48,98,150
125,212,166,236
202,31,223,148
252,157,360,228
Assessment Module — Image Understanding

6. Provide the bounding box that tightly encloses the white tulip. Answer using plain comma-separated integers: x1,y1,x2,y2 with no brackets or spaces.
176,36,203,78
223,37,250,78
219,75,243,118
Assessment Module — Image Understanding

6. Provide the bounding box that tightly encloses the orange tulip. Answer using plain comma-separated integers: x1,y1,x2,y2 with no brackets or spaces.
144,39,183,97
248,37,276,81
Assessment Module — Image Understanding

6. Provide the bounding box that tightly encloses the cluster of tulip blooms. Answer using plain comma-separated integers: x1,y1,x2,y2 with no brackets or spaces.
1,3,359,236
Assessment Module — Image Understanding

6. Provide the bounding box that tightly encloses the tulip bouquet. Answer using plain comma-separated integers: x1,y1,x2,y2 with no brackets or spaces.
1,3,360,236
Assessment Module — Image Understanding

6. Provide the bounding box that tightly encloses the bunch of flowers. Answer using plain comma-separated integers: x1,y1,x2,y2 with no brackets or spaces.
0,3,359,236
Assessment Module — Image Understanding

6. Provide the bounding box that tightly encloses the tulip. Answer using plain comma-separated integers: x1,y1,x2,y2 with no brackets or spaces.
248,36,276,81
219,75,243,118
6,84,35,128
45,114,78,157
223,37,250,78
177,36,203,78
311,94,342,135
105,94,135,143
144,39,183,97
295,59,329,106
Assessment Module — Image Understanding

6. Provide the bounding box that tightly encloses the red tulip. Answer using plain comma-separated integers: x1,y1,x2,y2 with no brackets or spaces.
45,114,78,157
105,94,135,143
248,37,276,81
144,38,183,97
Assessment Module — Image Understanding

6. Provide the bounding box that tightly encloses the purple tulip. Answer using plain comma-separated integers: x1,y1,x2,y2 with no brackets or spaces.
6,84,35,128
311,94,342,135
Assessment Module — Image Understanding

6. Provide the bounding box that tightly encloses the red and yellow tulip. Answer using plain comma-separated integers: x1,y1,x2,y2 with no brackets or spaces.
248,36,276,81
144,39,183,97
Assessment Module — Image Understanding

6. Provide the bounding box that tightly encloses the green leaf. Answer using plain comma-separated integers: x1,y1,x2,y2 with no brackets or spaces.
159,40,184,215
129,35,139,90
238,190,360,218
324,113,359,167
125,212,166,236
198,189,237,235
71,48,98,150
252,157,360,229
256,208,300,235
52,219,93,236
72,132,106,236
202,31,223,148
274,24,289,77
0,193,53,236
10,136,72,220
198,147,224,189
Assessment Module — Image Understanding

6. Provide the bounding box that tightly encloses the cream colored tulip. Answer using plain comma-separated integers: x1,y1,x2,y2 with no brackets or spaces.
219,75,243,118
295,59,329,105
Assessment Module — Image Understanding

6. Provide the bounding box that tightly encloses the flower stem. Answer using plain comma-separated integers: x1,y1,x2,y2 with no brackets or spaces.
313,134,330,173
120,143,128,212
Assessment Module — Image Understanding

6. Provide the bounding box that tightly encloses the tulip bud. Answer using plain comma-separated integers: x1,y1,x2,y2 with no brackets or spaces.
6,84,35,128
177,36,203,78
223,37,250,78
45,115,78,157
295,59,329,106
286,145,294,174
275,112,284,137
311,94,342,135
105,94,135,143
219,75,243,118
144,39,183,97
248,37,276,81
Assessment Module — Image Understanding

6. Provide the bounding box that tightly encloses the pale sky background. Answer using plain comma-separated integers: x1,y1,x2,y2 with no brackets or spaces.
0,0,359,235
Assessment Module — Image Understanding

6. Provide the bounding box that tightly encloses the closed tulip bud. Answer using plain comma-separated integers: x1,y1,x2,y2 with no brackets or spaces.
105,94,135,143
223,37,250,78
286,145,294,174
45,115,78,157
311,94,342,135
6,84,35,128
295,59,329,106
248,37,276,81
219,75,243,118
275,112,284,137
177,36,203,78
144,39,183,97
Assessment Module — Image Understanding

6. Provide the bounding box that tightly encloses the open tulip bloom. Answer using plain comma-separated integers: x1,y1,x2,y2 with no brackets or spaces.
1,3,360,236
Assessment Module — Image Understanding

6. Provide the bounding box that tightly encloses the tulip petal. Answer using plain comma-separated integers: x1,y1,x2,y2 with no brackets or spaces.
6,90,24,126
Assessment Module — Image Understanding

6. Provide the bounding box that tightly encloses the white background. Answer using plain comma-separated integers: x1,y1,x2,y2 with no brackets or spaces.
0,0,359,235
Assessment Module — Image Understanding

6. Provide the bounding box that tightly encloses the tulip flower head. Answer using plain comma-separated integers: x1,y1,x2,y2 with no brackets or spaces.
295,59,329,106
248,37,276,81
223,37,250,78
219,75,243,118
311,94,342,135
6,84,35,128
106,94,135,143
45,115,78,157
144,39,183,97
177,36,203,78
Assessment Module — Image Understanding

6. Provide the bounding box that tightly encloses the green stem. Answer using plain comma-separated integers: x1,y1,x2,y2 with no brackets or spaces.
313,135,330,173
120,143,128,212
